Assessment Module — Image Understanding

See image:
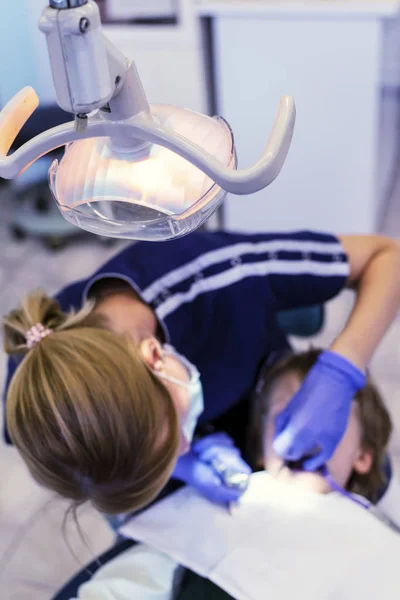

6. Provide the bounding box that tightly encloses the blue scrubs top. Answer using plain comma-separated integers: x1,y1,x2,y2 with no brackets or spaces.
3,230,349,444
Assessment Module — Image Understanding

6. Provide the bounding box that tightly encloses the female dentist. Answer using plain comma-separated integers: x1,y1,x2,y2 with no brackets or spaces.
3,229,400,518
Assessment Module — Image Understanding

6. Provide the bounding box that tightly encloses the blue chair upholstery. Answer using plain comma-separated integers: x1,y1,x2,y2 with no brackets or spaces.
277,305,325,338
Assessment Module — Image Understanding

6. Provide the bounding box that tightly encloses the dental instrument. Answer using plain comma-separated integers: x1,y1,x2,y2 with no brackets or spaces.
0,0,296,242
210,454,250,492
209,454,250,515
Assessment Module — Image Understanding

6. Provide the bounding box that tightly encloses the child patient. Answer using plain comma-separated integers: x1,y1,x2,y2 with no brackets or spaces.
251,348,392,503
74,349,400,600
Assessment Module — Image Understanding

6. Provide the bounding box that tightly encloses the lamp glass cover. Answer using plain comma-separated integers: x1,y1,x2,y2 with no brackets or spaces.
49,105,236,241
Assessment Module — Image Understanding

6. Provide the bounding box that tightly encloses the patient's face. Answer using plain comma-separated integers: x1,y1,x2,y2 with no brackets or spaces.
263,371,364,492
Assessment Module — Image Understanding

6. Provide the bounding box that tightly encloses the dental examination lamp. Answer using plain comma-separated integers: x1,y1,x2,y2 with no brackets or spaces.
0,0,296,241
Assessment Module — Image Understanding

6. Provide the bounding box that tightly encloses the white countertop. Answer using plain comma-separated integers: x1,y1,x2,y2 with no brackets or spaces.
195,0,400,18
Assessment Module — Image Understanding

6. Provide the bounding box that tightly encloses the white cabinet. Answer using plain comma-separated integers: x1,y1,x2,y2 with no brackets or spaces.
102,2,207,113
103,23,206,113
198,1,400,234
106,0,177,20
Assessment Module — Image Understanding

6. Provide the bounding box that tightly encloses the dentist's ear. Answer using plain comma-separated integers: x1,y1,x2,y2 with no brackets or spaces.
139,337,164,372
353,447,374,475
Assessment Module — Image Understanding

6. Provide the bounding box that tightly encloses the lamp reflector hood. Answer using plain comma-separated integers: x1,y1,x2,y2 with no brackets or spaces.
50,105,236,241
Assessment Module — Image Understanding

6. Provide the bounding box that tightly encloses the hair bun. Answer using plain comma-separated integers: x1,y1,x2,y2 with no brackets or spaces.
2,291,65,356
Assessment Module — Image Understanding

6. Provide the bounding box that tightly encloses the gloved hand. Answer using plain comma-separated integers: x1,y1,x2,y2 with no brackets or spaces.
273,350,366,471
172,432,251,506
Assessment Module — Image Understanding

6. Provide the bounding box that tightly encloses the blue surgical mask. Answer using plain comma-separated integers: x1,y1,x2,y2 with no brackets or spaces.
156,344,204,444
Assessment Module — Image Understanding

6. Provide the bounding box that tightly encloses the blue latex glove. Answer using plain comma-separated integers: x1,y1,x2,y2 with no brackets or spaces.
273,351,366,471
172,432,251,506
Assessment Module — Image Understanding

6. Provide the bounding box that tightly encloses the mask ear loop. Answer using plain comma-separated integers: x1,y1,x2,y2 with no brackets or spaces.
156,346,200,390
319,465,370,510
156,370,193,390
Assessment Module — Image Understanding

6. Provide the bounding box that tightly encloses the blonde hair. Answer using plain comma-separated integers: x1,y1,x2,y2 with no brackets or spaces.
250,349,392,502
3,291,180,515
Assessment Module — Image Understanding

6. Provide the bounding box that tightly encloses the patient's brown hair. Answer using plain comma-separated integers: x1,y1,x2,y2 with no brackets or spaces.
3,291,180,515
250,349,392,502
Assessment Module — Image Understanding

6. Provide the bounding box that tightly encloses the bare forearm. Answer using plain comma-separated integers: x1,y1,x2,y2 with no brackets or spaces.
331,236,400,370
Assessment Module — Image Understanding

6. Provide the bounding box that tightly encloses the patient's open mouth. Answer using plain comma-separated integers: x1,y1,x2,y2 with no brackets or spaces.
284,452,320,472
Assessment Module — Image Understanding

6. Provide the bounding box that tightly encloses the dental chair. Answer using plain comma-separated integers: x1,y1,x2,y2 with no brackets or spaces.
51,305,324,600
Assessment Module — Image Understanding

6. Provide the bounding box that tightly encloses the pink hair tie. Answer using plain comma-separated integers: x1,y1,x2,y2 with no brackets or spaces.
26,323,53,350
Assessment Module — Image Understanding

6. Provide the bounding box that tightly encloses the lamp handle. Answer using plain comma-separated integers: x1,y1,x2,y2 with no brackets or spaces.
140,96,296,195
0,87,39,157
0,88,295,195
